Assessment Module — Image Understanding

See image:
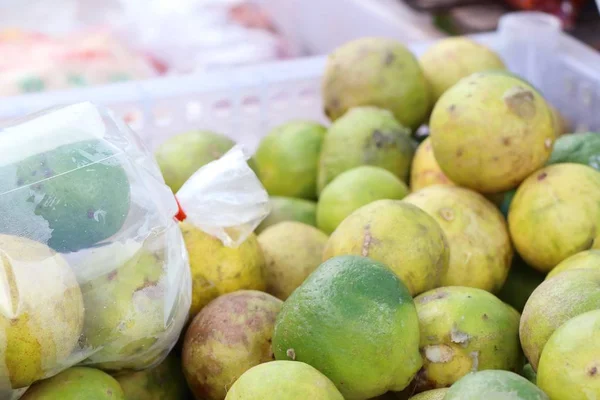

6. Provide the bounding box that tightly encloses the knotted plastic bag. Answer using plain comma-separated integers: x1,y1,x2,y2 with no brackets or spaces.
0,102,269,397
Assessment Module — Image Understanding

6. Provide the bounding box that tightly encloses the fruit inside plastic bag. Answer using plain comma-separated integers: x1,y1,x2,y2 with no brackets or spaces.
0,102,269,395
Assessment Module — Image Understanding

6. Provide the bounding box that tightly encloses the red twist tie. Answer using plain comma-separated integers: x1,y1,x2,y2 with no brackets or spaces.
174,196,187,222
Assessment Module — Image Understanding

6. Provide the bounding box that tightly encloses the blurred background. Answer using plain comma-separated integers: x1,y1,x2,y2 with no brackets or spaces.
1,0,598,98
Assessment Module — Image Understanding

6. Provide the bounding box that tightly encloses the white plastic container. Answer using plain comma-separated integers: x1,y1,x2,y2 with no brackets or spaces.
0,12,599,153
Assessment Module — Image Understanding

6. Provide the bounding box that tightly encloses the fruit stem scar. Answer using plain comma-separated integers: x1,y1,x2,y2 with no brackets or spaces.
286,348,296,360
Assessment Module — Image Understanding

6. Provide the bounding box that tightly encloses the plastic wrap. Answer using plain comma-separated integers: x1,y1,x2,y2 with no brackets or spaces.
0,102,269,396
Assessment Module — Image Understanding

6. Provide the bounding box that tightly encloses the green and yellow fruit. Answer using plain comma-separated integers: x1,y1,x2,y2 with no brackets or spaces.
317,166,409,234
180,221,266,317
509,163,600,272
155,130,235,193
21,367,124,400
0,234,84,389
115,354,190,400
81,245,178,371
317,107,415,193
10,139,130,252
322,37,431,131
519,268,600,370
323,200,449,296
419,37,505,102
410,137,455,192
258,222,329,300
225,361,344,400
413,286,522,391
273,256,422,399
546,249,600,280
405,186,512,292
537,309,600,399
255,196,317,234
444,370,549,400
430,72,555,193
183,290,282,400
254,121,327,199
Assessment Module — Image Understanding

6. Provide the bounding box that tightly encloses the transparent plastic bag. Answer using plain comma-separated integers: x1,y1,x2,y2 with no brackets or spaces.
177,145,270,247
0,102,268,397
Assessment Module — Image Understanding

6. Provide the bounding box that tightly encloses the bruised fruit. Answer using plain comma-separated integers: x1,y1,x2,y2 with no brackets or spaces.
519,268,600,370
317,166,409,234
445,370,548,400
318,107,415,193
225,361,344,400
255,196,317,233
81,245,180,371
405,186,512,292
7,139,130,252
547,131,600,169
419,37,505,102
183,290,282,400
155,130,235,193
115,354,190,400
322,37,431,131
497,256,545,312
323,200,449,296
21,367,125,400
537,309,600,399
410,138,455,192
430,72,555,193
409,388,448,400
0,234,84,389
509,163,600,272
258,222,328,300
180,221,266,317
254,121,327,199
273,256,422,399
546,249,600,280
413,286,522,392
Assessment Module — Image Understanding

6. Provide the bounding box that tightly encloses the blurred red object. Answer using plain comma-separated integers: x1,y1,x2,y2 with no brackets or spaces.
0,28,158,96
503,0,589,27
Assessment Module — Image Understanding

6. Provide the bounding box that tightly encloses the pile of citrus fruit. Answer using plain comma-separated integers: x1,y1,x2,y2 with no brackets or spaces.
17,35,600,400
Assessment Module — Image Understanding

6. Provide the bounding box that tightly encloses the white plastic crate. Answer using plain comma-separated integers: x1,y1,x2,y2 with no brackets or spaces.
0,12,599,153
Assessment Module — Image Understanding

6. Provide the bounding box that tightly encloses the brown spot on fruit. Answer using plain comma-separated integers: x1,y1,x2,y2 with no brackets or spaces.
537,172,547,181
448,104,456,113
589,366,598,376
503,86,536,119
457,148,464,157
384,51,395,65
482,314,489,320
439,208,454,221
503,137,511,146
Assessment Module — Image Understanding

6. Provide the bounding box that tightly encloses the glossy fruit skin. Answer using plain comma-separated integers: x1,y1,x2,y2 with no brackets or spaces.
273,255,422,400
